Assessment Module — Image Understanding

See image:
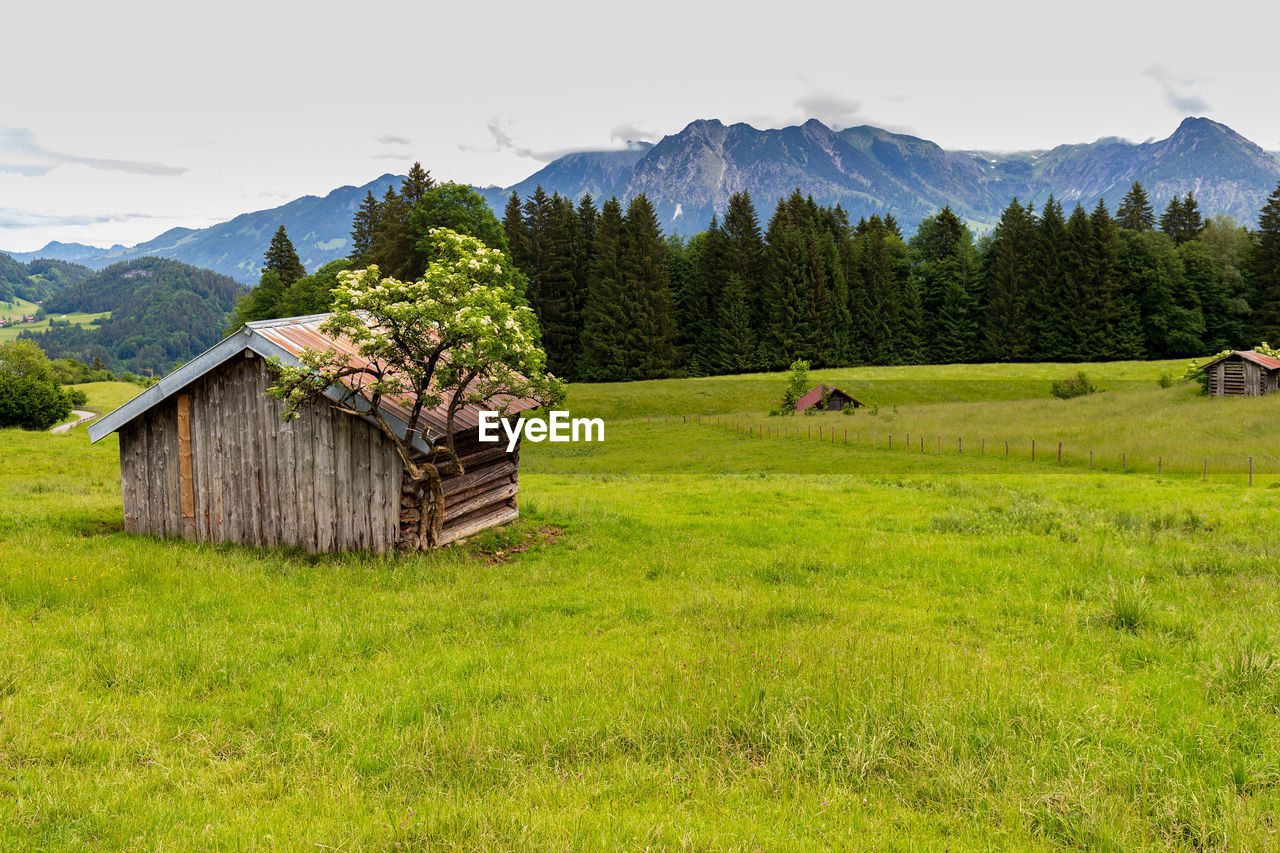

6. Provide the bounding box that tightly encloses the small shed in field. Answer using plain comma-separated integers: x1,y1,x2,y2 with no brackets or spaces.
87,314,537,552
1199,350,1280,397
794,385,861,413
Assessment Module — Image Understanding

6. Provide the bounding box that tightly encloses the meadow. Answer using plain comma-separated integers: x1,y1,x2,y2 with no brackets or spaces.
0,298,111,344
3,363,1280,850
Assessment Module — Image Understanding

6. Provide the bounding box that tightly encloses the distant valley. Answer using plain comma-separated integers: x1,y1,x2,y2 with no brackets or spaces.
5,116,1280,284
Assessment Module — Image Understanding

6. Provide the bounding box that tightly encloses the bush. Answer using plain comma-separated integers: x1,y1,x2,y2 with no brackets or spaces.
1050,371,1100,399
1157,371,1174,388
0,373,73,430
0,340,74,430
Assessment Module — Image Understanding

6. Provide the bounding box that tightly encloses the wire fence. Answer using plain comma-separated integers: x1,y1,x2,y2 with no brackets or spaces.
620,413,1270,486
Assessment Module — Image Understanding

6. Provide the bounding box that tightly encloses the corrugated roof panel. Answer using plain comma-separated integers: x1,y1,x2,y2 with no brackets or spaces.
248,314,539,438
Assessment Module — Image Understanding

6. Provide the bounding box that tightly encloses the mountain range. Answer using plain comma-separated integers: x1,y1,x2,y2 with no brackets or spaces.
6,117,1280,284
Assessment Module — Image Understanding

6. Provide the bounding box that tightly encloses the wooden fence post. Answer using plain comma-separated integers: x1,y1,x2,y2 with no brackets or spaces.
1122,452,1126,472
1090,450,1094,469
907,433,910,451
1158,456,1162,476
844,428,848,446
981,438,985,456
959,437,962,455
1249,456,1253,486
889,434,892,450
1032,439,1036,462
1057,440,1062,464
1203,457,1207,482
1005,440,1009,459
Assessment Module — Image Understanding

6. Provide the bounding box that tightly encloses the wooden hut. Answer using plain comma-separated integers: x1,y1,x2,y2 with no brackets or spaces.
87,314,537,552
1199,350,1280,397
794,385,862,413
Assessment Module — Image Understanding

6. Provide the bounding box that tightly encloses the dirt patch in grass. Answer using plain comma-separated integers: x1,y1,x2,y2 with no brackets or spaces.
470,524,565,564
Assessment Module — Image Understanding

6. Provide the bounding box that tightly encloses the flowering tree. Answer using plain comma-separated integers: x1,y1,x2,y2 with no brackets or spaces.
268,228,564,548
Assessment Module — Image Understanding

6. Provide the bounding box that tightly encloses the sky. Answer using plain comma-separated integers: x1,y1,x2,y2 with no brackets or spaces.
3,0,1279,252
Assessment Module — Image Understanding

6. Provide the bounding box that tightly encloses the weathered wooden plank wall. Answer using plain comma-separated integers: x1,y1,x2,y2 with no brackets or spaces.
119,352,402,552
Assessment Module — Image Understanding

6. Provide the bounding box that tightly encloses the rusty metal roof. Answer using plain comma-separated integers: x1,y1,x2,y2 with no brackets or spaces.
89,313,539,448
1199,350,1280,372
794,385,861,413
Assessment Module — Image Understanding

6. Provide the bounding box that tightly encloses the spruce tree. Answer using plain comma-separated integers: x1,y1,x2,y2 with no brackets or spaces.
1181,192,1205,243
1084,200,1124,359
685,218,728,375
1116,182,1156,231
1250,182,1280,343
1028,197,1068,359
910,206,977,363
502,191,527,270
579,198,627,381
400,162,434,207
709,274,757,373
721,191,768,343
1159,195,1185,242
348,190,379,265
263,225,306,286
979,199,1037,361
368,186,415,279
621,194,678,379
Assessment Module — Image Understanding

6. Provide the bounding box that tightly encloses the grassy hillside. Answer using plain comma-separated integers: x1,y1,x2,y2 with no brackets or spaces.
563,358,1188,420
0,309,111,344
4,369,1280,848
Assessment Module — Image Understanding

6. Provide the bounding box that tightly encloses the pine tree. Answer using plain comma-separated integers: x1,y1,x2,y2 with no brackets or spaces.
1116,182,1156,231
979,199,1037,361
368,186,415,279
1028,197,1068,359
709,274,757,373
685,218,728,375
910,206,977,363
263,225,306,286
400,162,434,207
535,194,581,379
1160,195,1185,242
348,190,379,265
621,194,677,379
579,198,627,381
721,191,768,343
1251,183,1280,343
1181,192,1205,243
1083,200,1124,359
502,191,527,270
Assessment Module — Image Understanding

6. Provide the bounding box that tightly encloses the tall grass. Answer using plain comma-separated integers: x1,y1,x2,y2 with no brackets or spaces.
4,370,1280,848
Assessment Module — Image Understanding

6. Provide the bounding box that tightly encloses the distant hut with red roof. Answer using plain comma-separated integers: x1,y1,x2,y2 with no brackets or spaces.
1199,350,1280,397
794,385,862,413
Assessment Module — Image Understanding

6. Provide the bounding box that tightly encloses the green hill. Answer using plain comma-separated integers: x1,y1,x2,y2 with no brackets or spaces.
22,258,246,374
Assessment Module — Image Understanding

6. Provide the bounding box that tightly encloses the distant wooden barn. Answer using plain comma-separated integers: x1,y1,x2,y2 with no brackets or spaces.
87,315,537,552
1199,350,1280,397
794,385,861,413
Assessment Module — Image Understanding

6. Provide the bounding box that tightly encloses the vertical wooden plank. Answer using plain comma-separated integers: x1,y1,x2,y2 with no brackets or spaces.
218,367,238,544
190,387,206,542
243,358,262,546
167,403,182,537
314,400,336,553
332,413,351,550
120,427,138,534
277,393,298,548
252,360,277,546
137,415,153,535
295,402,315,552
353,419,372,550
149,410,166,536
177,393,195,540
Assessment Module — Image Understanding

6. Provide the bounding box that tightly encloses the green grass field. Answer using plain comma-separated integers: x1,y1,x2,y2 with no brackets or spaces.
0,298,111,343
4,363,1280,850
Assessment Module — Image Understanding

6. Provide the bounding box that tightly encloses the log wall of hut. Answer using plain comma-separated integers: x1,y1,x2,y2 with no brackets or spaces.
398,428,520,549
1206,357,1278,397
118,352,402,552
